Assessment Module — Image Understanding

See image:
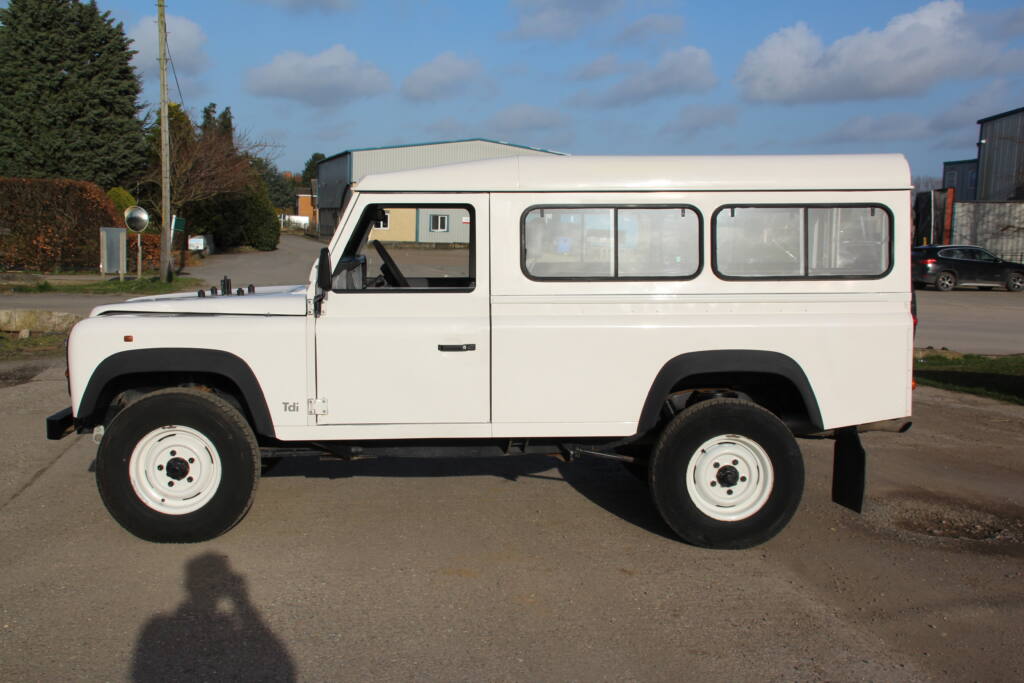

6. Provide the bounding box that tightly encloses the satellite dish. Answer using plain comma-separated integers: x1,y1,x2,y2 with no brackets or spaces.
124,206,150,233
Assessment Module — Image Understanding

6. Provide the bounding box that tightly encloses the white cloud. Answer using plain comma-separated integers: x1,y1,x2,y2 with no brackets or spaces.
615,14,684,44
572,54,623,81
247,0,356,11
736,1,1020,103
662,104,738,139
511,0,620,39
816,79,1019,144
246,45,390,107
401,52,485,102
129,14,208,79
576,47,716,107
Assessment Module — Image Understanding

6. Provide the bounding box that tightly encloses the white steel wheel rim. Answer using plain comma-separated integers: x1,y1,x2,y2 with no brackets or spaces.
685,434,774,522
129,425,222,515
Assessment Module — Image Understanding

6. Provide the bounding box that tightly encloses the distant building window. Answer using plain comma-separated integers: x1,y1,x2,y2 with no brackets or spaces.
429,214,449,232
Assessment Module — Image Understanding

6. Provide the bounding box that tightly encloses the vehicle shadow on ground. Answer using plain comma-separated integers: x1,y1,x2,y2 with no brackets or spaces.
264,455,675,540
132,553,296,682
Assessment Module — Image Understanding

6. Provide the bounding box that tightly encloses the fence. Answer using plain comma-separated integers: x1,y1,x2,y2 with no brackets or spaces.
952,201,1024,262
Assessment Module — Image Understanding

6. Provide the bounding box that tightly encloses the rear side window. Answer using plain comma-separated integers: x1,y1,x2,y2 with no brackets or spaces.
713,205,891,279
522,206,701,280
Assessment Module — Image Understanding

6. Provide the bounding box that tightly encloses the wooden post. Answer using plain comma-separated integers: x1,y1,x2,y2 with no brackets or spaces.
158,1,171,282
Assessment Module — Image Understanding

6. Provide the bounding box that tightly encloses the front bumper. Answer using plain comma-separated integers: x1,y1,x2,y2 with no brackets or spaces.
46,407,74,440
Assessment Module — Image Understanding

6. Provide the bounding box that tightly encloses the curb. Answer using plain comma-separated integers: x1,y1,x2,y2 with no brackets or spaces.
0,309,81,334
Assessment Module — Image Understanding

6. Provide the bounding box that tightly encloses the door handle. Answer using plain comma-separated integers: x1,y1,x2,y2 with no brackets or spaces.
438,344,476,352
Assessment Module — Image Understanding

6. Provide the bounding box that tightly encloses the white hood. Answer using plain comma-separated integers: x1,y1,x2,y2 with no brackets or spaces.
90,284,309,317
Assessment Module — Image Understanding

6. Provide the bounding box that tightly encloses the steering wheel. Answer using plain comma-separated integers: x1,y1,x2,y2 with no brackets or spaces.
371,240,409,287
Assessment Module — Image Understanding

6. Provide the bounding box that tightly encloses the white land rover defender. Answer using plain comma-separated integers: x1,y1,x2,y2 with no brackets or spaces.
47,155,914,548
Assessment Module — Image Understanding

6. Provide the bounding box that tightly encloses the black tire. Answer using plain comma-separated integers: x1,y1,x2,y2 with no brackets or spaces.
1007,272,1024,292
96,388,260,543
649,398,803,549
935,271,956,291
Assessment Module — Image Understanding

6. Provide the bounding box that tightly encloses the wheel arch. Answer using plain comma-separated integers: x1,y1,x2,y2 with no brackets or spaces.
76,348,275,438
636,350,823,436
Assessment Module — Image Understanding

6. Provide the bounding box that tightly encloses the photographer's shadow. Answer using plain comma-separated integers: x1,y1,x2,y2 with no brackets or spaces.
132,553,295,682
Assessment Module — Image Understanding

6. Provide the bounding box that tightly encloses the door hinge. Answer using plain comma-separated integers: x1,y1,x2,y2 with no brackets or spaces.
308,397,328,416
306,298,315,315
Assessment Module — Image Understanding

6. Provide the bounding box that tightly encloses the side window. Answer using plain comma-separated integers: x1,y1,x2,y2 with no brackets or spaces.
522,206,700,280
334,204,474,291
713,205,891,279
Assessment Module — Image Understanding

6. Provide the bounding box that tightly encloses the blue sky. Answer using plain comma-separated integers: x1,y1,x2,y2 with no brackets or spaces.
88,1,1024,177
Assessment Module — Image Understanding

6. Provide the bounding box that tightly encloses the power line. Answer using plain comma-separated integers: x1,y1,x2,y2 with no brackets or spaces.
164,38,186,107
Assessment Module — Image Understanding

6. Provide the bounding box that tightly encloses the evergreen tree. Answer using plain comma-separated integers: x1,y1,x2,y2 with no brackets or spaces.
301,152,326,186
0,0,146,188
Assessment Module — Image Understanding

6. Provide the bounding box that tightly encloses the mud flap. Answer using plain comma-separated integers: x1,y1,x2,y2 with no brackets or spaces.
832,427,865,513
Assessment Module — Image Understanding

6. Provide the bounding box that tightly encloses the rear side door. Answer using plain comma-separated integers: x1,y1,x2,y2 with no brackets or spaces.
313,194,490,425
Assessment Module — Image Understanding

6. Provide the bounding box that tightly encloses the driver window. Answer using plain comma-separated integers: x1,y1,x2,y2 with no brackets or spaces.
334,204,474,291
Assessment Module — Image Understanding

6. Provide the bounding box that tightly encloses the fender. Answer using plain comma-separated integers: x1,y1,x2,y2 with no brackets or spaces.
636,350,823,434
76,348,275,437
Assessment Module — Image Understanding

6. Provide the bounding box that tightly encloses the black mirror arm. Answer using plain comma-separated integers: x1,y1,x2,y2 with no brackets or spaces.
314,248,332,316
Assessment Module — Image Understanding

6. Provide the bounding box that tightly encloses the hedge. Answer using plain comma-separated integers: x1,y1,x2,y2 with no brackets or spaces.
0,177,122,272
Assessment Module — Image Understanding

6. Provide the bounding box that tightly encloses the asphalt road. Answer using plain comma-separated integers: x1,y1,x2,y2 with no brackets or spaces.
914,288,1024,355
2,359,1023,681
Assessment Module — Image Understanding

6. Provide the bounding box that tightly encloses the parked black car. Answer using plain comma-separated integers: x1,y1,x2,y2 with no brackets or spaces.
912,245,1024,292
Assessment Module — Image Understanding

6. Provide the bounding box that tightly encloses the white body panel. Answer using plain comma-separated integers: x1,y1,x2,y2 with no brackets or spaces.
67,155,913,442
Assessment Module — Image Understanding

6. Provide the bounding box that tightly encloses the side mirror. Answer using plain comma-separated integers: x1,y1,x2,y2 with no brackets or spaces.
317,248,332,292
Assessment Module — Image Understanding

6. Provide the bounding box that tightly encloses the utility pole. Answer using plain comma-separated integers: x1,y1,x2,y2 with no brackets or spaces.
158,0,171,282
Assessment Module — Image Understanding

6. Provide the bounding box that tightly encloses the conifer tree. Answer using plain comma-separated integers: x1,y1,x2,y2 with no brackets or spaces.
0,0,146,188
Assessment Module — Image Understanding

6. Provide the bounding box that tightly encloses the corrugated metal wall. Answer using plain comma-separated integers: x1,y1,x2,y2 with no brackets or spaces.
351,140,557,180
977,110,1024,201
953,201,1024,262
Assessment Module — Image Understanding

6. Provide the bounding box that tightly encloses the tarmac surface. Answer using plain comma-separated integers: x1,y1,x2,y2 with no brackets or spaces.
1,361,1022,681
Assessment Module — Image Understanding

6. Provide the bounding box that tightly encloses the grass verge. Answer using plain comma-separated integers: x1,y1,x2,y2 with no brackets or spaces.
0,331,67,360
7,277,204,296
915,352,1024,405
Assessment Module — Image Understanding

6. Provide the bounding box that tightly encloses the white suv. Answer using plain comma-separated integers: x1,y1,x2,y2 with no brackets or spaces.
47,155,914,548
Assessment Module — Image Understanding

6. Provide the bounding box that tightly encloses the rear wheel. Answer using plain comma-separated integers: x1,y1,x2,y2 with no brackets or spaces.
935,271,957,291
96,388,259,542
1008,272,1024,292
650,398,803,549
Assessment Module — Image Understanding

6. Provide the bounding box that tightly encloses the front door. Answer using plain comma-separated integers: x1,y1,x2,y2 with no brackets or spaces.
314,194,490,424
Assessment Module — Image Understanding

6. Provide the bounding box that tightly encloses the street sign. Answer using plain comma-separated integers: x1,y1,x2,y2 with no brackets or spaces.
172,215,186,232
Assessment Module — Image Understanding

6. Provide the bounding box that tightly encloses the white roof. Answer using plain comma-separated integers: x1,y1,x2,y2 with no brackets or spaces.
355,154,911,193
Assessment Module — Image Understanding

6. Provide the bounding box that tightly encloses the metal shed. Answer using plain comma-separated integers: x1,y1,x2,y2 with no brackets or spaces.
316,139,563,236
976,107,1024,201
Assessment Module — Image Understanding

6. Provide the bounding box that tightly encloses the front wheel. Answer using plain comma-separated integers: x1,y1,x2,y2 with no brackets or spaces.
96,388,260,542
650,398,803,549
1007,272,1024,292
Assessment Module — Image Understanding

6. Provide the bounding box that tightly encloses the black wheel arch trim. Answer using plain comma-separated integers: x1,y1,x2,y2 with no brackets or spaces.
77,348,275,438
636,350,823,434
